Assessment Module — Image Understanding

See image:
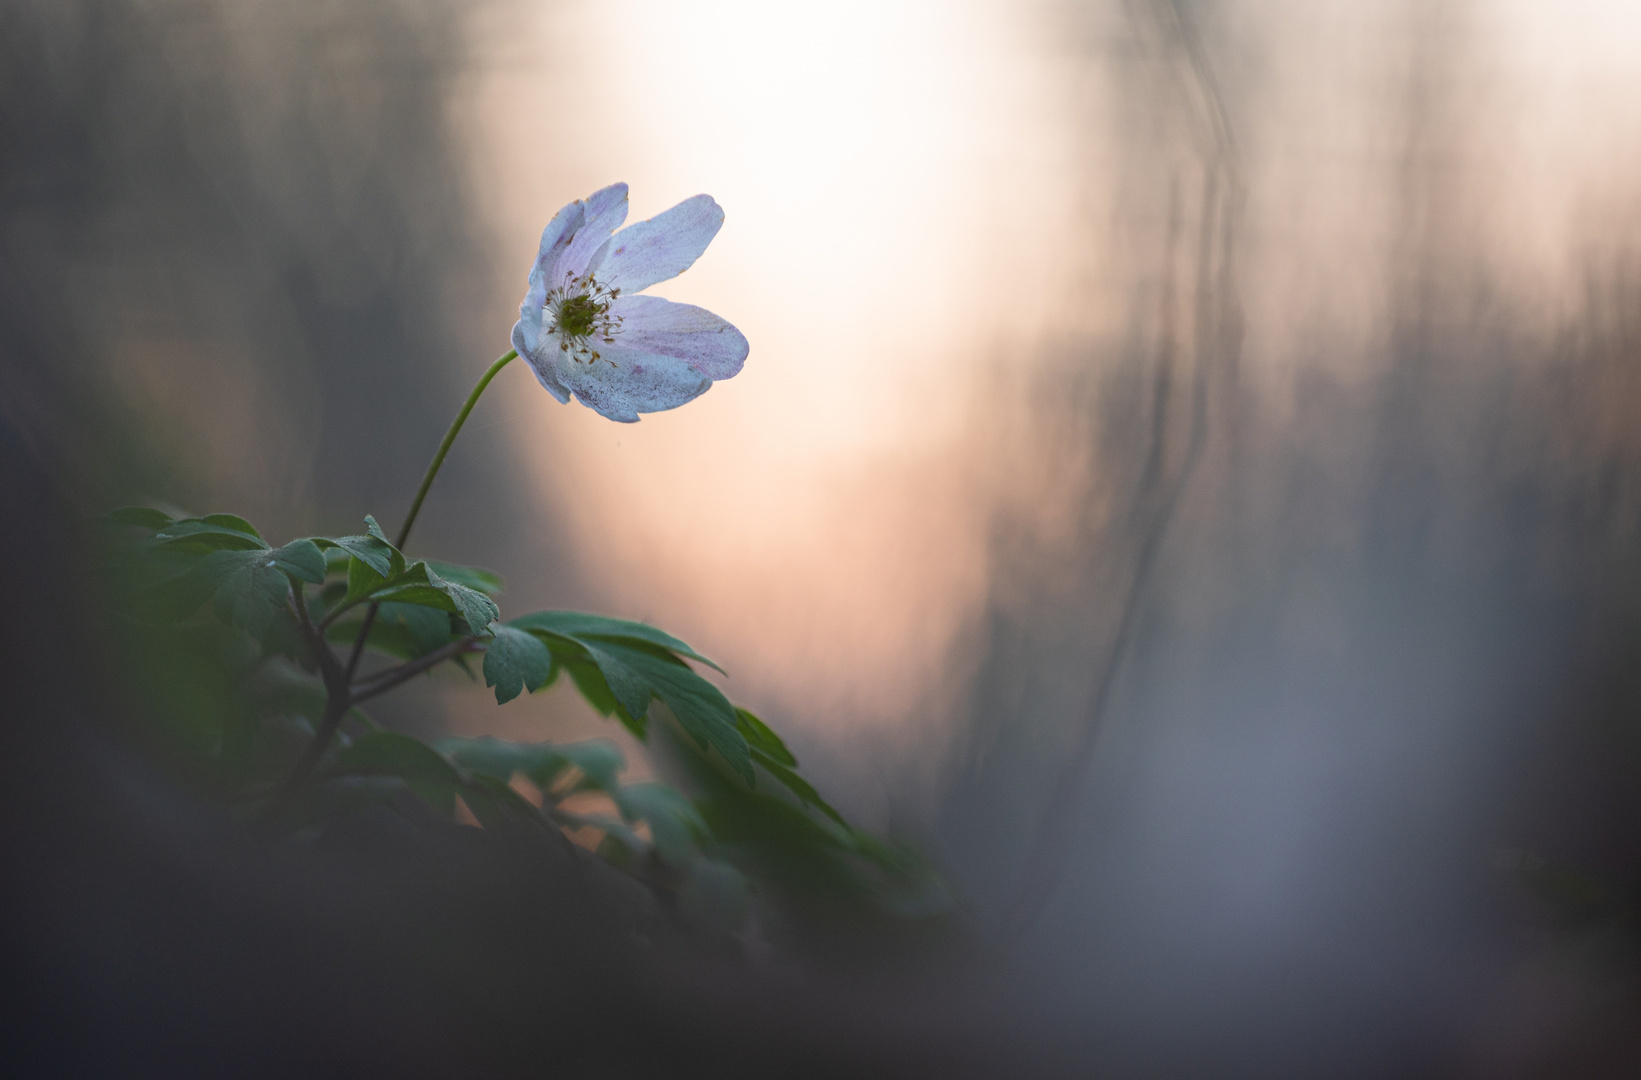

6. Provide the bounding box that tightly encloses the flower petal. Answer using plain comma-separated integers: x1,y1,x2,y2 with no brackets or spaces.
515,270,547,356
588,194,724,294
512,321,571,404
610,295,748,380
555,344,715,423
530,199,585,283
558,182,629,282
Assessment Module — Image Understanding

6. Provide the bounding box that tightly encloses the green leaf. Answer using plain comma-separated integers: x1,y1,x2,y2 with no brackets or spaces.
151,517,269,553
182,541,321,637
612,782,708,865
574,640,658,722
559,660,646,738
341,550,389,606
158,537,320,639
509,610,724,673
267,538,325,584
567,811,648,857
201,513,263,540
106,506,174,531
203,552,289,636
330,732,461,817
605,642,750,784
483,623,554,704
458,773,548,831
751,749,846,826
364,514,391,544
331,533,400,579
736,707,796,767
439,736,624,796
327,601,454,661
427,561,504,597
507,613,749,780
548,739,627,792
371,562,499,637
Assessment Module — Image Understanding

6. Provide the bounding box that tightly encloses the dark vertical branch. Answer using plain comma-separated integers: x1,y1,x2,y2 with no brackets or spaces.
1003,0,1242,944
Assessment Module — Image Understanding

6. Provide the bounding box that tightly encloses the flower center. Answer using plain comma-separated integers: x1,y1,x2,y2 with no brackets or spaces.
557,294,601,338
544,272,623,365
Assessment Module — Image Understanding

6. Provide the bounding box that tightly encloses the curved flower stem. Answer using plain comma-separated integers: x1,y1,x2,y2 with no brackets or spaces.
275,349,519,812
339,347,518,685
394,347,517,550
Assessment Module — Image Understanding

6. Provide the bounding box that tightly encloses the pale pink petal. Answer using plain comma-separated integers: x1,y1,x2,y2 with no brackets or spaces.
587,194,723,294
554,342,715,423
610,295,748,380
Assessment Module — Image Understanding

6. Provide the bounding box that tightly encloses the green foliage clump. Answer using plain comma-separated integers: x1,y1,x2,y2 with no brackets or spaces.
101,500,949,944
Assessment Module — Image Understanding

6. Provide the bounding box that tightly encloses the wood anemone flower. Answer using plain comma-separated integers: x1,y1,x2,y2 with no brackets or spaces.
511,183,749,423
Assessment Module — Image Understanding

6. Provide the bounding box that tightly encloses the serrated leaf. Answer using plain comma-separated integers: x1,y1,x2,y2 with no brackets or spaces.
342,551,389,606
364,514,391,544
371,562,498,637
168,539,324,638
736,708,796,767
330,732,461,817
267,538,325,584
483,623,553,704
561,660,646,738
510,617,749,782
106,506,174,531
201,513,263,540
331,533,399,579
575,640,656,722
509,611,723,673
427,561,504,597
328,601,455,661
752,749,845,826
152,517,269,553
604,642,750,784
185,550,290,638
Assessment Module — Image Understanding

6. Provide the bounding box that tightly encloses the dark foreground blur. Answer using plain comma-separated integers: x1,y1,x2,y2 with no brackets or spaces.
4,1,1641,1077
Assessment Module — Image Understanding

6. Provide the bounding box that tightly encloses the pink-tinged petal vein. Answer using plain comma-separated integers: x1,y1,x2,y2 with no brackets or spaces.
610,294,748,380
556,343,714,423
588,194,724,294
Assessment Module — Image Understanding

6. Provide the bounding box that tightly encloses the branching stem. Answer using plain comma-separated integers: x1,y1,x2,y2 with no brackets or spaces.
276,348,518,807
349,636,483,705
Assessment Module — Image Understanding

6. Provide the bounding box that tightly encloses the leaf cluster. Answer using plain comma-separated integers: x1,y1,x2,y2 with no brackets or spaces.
101,506,950,941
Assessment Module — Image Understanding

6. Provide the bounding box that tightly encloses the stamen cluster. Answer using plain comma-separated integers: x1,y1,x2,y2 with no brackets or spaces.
544,271,623,366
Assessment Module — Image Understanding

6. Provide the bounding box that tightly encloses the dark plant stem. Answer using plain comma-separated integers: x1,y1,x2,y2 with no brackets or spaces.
350,636,482,705
271,588,354,813
342,348,517,683
278,348,519,805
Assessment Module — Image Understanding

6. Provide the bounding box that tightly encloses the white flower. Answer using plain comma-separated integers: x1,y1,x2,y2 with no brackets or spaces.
510,183,749,423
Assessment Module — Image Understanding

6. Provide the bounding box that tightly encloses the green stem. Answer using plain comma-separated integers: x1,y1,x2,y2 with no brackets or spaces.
272,350,520,816
394,348,518,550
339,347,518,687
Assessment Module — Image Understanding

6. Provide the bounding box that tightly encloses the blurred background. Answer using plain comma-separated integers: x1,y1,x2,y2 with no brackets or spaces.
5,0,1641,1075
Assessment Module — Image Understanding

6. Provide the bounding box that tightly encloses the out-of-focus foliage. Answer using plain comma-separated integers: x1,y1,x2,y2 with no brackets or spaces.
100,506,951,946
